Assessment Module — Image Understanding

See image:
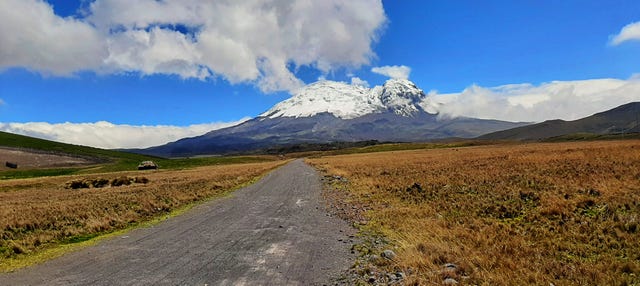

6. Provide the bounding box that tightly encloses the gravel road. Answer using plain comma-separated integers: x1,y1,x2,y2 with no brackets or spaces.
0,159,356,285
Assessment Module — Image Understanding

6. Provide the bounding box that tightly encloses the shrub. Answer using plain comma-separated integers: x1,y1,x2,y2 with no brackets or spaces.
111,176,132,187
66,180,90,189
91,178,110,188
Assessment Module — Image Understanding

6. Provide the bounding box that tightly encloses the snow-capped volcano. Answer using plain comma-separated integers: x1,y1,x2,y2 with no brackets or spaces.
262,79,435,119
137,78,529,157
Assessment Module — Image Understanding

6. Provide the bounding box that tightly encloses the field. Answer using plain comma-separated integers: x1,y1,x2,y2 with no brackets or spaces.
308,140,640,285
0,160,287,271
0,147,97,170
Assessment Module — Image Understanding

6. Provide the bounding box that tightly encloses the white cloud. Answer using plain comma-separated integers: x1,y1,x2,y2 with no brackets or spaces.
430,77,640,122
0,118,250,149
611,21,640,45
0,0,106,75
350,77,369,87
371,65,411,79
0,0,387,93
105,27,210,80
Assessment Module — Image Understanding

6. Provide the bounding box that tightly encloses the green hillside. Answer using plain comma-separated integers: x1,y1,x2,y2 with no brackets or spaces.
0,131,154,162
0,131,274,179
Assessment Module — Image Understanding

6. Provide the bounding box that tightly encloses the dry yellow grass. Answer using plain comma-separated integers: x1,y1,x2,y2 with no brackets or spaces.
0,160,287,269
308,140,640,285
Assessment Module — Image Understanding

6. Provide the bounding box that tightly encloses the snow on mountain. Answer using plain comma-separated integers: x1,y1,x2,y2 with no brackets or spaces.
261,78,437,119
261,81,381,119
378,78,427,116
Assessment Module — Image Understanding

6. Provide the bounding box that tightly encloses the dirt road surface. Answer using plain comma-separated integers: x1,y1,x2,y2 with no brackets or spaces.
0,159,356,285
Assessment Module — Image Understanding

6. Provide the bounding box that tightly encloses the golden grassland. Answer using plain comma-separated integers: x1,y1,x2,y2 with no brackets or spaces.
0,160,287,271
308,140,640,285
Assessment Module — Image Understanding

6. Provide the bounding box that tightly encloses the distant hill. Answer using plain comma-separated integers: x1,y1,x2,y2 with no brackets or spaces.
0,131,153,162
479,102,640,141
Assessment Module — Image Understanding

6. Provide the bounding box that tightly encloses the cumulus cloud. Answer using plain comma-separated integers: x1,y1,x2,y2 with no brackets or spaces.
430,77,640,122
0,119,250,149
0,0,106,75
0,0,387,92
371,65,411,79
611,21,640,45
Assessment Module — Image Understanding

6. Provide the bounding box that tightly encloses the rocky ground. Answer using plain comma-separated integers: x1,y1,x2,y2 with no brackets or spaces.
320,174,408,285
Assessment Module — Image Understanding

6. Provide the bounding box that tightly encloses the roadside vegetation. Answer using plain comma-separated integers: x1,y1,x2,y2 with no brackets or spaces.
0,160,287,271
308,140,640,285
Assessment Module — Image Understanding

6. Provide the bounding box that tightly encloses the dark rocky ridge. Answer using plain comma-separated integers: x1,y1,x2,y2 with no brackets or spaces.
479,102,640,141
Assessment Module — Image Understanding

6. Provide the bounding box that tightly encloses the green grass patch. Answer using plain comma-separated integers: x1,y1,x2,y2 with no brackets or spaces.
0,168,81,180
61,233,101,244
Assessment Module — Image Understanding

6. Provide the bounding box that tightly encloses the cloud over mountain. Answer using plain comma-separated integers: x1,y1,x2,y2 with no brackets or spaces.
371,65,411,79
0,0,387,92
432,77,640,122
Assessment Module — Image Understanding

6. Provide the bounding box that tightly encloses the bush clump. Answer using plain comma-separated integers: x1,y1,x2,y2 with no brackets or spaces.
134,176,149,184
91,178,110,188
66,176,150,189
66,180,90,189
110,176,133,187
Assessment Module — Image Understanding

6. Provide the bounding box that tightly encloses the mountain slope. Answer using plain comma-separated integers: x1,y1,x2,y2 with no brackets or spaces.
479,102,640,140
0,131,151,162
139,79,527,157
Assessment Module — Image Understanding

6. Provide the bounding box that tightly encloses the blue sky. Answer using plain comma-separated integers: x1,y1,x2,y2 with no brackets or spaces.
0,0,639,148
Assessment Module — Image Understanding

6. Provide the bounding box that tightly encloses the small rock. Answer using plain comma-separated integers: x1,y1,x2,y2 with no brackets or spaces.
381,249,396,260
444,263,457,269
443,278,459,285
395,272,405,280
